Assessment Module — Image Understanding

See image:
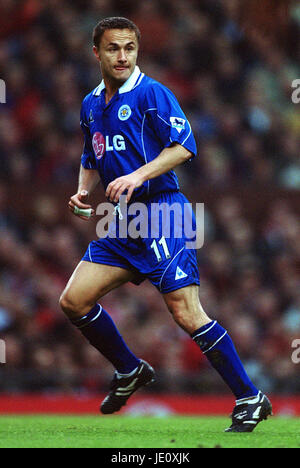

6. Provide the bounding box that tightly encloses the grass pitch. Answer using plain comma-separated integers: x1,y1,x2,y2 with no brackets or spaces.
0,414,298,448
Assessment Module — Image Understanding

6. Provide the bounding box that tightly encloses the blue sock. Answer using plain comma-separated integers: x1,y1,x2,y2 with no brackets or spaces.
192,321,258,400
71,304,140,374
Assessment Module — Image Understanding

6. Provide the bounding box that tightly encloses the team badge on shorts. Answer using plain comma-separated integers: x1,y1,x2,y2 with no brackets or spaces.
118,105,132,121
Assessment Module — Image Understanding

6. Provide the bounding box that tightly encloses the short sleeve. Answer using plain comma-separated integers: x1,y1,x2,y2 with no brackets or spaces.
80,103,97,170
143,83,197,158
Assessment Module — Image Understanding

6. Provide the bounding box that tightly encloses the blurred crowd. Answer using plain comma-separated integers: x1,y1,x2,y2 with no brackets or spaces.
0,0,299,396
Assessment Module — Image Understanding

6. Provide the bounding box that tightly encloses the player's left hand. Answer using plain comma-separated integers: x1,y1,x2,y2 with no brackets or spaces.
106,172,144,203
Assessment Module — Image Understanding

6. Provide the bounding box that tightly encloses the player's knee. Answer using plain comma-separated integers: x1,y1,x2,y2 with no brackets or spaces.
59,290,88,319
164,292,211,334
59,291,74,316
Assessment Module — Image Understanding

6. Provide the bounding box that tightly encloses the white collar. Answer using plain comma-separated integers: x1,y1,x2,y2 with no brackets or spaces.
93,66,143,96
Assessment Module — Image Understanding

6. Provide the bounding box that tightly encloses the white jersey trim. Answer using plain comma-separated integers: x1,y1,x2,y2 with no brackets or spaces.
93,66,143,96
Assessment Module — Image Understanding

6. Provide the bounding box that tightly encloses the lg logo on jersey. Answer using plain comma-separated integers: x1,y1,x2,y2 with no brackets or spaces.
92,132,126,159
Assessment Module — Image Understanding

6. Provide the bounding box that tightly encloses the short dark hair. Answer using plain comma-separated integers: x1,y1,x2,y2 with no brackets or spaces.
93,17,141,49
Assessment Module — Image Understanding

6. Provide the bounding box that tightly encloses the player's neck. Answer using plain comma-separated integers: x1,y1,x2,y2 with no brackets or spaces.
105,86,117,104
104,78,123,105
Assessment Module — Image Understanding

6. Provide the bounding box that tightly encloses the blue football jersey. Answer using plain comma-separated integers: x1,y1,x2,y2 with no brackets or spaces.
80,66,197,202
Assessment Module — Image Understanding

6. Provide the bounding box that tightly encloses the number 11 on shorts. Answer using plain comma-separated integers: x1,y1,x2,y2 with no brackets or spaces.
150,236,171,262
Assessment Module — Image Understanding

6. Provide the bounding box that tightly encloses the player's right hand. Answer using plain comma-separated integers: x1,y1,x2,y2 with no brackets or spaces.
68,190,95,221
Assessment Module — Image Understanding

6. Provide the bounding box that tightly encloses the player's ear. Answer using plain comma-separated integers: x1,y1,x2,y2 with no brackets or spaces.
93,45,101,62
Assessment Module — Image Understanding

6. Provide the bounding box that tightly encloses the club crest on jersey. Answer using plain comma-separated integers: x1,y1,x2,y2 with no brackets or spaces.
170,117,186,133
118,104,132,121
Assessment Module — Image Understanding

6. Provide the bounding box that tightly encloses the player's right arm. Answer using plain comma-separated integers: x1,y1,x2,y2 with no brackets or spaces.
68,165,100,220
70,97,101,220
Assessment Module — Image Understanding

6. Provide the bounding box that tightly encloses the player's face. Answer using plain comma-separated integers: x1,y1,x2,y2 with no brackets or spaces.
94,29,139,85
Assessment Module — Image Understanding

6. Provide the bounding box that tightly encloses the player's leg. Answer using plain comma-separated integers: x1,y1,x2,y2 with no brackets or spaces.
60,260,134,320
163,284,259,399
59,259,155,413
162,284,211,334
60,260,142,373
163,284,272,431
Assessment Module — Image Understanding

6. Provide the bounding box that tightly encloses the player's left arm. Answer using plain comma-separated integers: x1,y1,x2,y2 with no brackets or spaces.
105,143,192,203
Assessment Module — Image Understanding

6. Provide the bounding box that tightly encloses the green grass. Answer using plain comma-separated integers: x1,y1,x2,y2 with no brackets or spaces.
0,415,298,448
